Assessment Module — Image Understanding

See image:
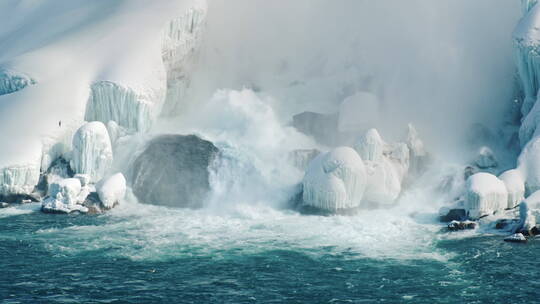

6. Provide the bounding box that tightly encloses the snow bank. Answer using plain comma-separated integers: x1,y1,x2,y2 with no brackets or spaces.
302,147,367,212
0,69,35,96
96,173,126,209
71,122,113,183
161,0,207,116
465,173,508,219
499,169,525,209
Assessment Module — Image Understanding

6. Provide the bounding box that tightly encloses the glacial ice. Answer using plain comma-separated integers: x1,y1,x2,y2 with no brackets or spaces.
0,69,35,96
85,81,158,133
499,169,525,209
465,173,508,219
96,173,126,209
71,122,113,183
161,1,207,116
302,147,367,212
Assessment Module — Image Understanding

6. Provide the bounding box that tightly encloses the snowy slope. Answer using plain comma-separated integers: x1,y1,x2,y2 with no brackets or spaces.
0,0,196,196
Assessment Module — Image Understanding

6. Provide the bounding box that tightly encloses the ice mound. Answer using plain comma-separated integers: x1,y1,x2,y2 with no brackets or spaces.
71,122,113,183
465,173,508,219
131,134,219,208
96,173,126,209
161,0,207,116
0,69,35,96
85,81,159,133
301,147,367,213
499,169,525,209
355,128,384,162
41,178,89,214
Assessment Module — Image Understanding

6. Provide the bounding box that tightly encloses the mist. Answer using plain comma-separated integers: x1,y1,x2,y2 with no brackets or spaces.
173,0,521,162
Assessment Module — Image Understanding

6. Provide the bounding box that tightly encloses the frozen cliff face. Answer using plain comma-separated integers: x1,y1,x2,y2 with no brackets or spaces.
518,136,540,193
85,81,160,133
131,135,219,208
161,1,207,116
0,164,40,198
465,173,508,219
96,173,126,209
72,122,113,183
0,69,35,96
302,147,367,213
499,169,526,209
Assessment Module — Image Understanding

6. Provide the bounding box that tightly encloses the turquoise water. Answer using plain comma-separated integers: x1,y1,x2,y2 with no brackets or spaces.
1,203,539,303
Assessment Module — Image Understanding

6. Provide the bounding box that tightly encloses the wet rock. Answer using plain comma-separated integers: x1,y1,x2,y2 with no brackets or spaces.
447,220,477,231
439,208,467,222
495,219,520,230
132,134,219,208
475,146,498,169
504,233,527,243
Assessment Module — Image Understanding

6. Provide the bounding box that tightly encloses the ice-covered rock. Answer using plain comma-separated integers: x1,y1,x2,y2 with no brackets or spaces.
74,174,90,187
475,146,498,169
0,69,35,96
96,173,126,209
71,122,113,183
161,1,207,116
355,128,384,162
338,92,380,133
288,149,320,170
499,169,525,209
132,134,219,208
292,111,339,146
465,173,508,219
301,147,367,213
447,220,476,231
85,81,159,133
42,178,89,214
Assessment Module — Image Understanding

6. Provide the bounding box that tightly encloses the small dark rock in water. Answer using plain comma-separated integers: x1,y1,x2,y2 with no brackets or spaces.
440,209,467,222
495,219,520,230
504,233,527,243
530,226,540,237
0,193,40,204
447,220,476,231
0,202,8,208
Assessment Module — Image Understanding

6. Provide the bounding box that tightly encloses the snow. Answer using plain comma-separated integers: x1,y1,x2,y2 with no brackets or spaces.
338,92,380,133
499,169,525,209
71,122,113,183
96,173,126,210
465,173,508,219
0,69,35,96
302,147,367,212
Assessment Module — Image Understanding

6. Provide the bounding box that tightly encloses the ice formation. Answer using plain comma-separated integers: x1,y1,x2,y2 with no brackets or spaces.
406,124,429,176
464,173,508,219
85,81,160,133
355,129,384,162
302,147,367,212
499,169,525,209
518,136,540,193
161,1,207,116
96,173,126,209
41,178,89,214
0,69,35,96
289,149,321,170
522,0,538,14
0,164,40,198
475,146,498,169
515,201,537,233
71,122,113,183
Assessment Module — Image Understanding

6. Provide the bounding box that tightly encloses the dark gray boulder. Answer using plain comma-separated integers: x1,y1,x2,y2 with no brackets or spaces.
131,134,219,208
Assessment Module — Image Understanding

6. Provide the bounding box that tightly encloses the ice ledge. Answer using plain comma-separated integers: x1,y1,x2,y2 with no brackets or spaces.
0,69,36,96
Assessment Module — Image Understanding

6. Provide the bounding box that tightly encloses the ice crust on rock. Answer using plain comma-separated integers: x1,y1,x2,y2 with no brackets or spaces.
302,147,367,212
96,173,126,209
85,81,158,133
499,169,525,209
161,1,207,116
42,178,89,214
0,69,35,96
465,173,508,219
355,128,384,162
72,122,113,183
0,164,40,197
